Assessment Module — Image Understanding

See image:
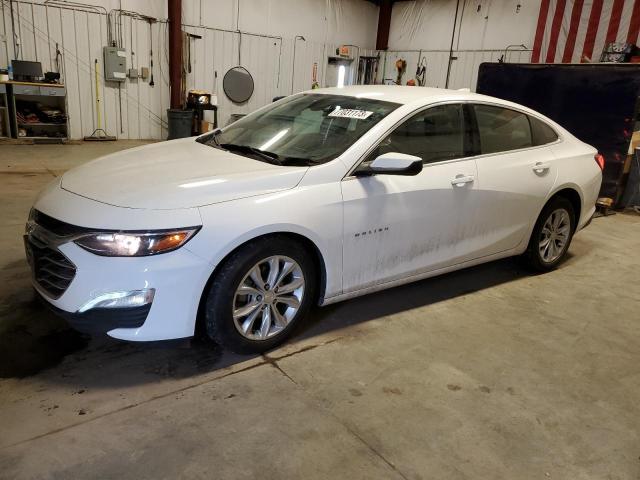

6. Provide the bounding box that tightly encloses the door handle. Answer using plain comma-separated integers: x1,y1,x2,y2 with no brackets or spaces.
451,174,475,187
532,161,550,173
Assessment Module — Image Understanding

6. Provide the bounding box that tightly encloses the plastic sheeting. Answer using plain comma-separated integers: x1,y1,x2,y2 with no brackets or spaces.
381,0,536,90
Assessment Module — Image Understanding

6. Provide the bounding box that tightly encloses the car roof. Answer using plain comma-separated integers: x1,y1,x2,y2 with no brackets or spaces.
307,85,488,106
303,85,564,131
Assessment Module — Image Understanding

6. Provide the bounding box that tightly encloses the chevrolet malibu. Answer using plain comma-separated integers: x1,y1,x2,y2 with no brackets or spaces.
25,86,603,353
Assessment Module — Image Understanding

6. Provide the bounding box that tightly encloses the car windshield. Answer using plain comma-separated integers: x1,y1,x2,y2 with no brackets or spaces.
197,93,400,166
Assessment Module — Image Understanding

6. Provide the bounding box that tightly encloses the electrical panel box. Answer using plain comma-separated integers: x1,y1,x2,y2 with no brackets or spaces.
140,67,149,80
103,46,126,82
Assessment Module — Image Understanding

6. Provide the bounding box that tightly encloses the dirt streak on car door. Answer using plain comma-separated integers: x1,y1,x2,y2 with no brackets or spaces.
340,158,480,293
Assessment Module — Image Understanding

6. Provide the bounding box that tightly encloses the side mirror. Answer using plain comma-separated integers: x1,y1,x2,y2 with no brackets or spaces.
355,152,423,177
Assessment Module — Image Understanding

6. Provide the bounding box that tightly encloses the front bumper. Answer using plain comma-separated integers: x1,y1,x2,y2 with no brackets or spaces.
28,184,213,341
38,291,151,334
33,242,213,341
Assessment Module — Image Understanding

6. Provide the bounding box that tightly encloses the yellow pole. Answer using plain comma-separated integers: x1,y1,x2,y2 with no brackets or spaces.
94,59,101,131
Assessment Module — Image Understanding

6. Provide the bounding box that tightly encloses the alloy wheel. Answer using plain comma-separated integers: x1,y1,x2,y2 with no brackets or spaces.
538,208,571,263
232,255,305,341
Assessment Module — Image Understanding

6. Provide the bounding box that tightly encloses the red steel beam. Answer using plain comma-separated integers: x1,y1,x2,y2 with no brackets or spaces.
376,0,392,50
168,0,183,109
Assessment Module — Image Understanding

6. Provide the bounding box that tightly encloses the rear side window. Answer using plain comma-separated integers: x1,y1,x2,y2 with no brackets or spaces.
529,116,559,145
474,105,532,154
374,104,467,164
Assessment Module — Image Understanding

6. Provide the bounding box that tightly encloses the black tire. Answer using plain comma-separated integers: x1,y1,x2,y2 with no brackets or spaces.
523,196,576,272
204,236,317,354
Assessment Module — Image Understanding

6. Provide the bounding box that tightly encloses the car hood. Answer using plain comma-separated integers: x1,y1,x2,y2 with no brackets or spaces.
60,138,309,209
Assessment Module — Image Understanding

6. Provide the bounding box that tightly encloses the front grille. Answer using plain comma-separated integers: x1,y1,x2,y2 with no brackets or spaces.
25,211,78,299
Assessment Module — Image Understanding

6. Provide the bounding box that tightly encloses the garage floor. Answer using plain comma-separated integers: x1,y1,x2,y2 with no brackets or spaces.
1,142,639,479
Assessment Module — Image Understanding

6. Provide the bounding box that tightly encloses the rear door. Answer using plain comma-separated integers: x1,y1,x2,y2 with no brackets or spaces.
469,104,559,256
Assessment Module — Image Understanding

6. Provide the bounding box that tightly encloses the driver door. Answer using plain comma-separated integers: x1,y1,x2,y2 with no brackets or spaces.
341,103,481,293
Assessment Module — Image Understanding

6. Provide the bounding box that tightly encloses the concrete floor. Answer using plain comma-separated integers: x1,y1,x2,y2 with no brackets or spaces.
1,142,639,480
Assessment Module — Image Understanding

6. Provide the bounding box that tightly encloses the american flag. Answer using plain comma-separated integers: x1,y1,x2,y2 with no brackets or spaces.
532,0,640,63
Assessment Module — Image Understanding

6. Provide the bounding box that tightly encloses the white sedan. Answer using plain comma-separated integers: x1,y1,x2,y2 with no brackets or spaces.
26,86,603,353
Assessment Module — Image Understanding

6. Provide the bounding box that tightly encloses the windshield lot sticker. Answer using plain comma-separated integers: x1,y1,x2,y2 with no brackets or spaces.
328,109,374,120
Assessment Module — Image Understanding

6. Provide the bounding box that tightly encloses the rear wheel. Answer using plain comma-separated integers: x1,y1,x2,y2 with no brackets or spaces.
523,196,575,272
204,236,317,354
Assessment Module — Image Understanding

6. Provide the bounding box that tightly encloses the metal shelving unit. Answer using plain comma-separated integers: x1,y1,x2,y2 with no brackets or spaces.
2,81,68,142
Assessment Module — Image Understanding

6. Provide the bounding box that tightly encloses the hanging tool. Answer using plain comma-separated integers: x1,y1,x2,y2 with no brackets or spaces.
148,19,155,86
187,33,192,74
118,84,124,134
84,59,116,141
415,56,427,86
311,62,319,89
130,16,136,77
55,43,62,74
186,32,202,74
395,58,406,85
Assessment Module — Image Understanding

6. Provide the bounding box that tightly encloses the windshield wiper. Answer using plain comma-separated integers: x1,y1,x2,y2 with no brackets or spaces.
200,136,308,166
219,143,283,165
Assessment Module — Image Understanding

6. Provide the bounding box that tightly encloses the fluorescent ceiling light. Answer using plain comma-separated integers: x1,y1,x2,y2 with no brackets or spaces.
337,65,346,88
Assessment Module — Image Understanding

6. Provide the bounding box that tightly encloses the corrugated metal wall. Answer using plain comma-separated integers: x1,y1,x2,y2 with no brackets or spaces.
0,0,376,139
181,25,283,128
376,48,533,90
0,0,170,139
383,0,537,89
1,0,533,140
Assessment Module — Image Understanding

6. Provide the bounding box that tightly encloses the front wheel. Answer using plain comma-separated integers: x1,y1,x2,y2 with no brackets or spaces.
523,196,576,272
204,237,317,354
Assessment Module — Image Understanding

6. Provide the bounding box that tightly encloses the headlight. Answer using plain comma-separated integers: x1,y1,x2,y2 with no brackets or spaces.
74,227,200,257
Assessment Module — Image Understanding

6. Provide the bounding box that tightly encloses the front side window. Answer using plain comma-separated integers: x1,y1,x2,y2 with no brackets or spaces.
197,94,399,166
371,104,468,164
474,104,532,154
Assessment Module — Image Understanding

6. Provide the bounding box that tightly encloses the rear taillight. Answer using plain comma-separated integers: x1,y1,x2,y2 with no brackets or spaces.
594,153,605,171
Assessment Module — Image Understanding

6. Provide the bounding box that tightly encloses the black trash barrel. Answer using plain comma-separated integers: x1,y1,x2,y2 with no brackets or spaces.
167,109,194,139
